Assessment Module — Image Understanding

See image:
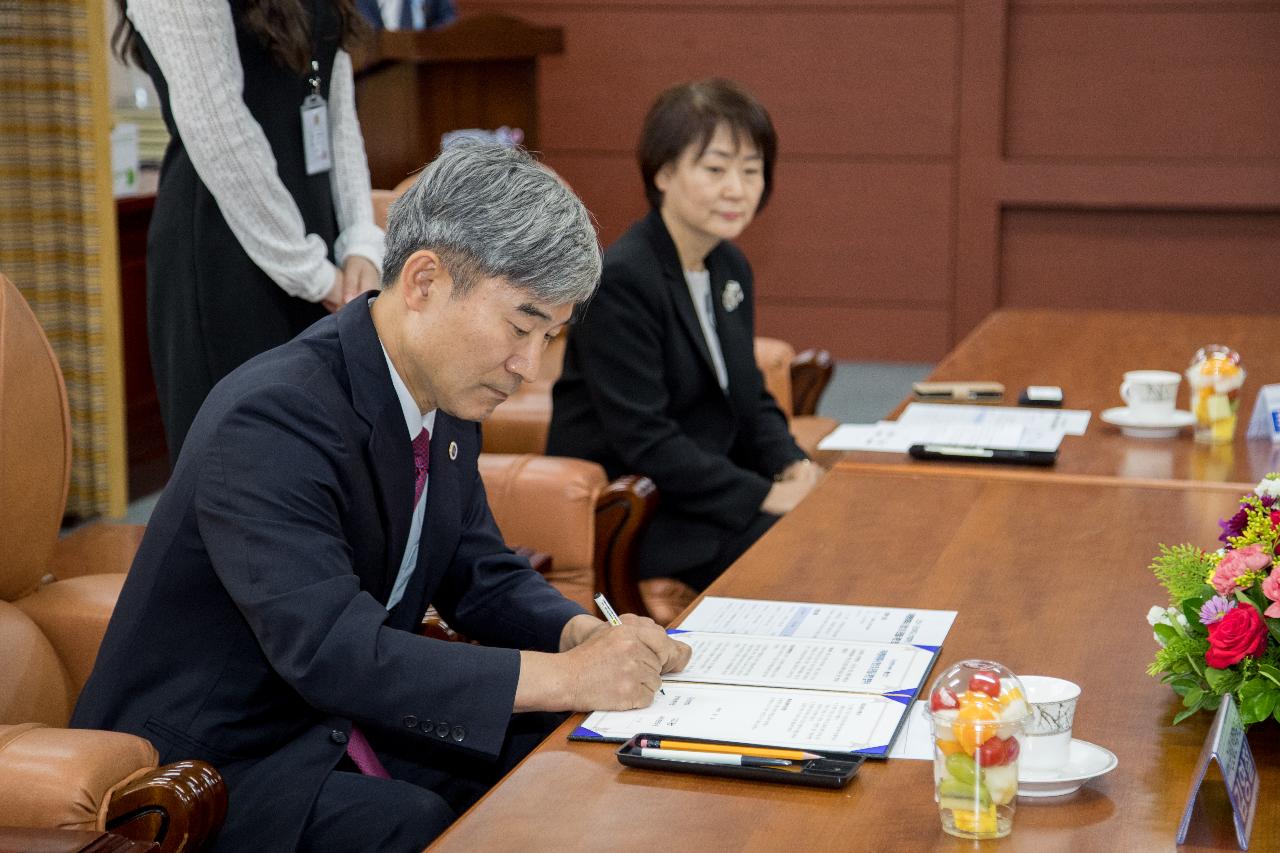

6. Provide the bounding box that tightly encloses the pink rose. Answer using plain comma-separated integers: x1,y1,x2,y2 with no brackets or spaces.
1263,567,1280,618
1211,543,1273,596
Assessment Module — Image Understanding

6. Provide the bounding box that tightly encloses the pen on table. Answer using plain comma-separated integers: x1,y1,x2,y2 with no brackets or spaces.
638,748,794,768
594,593,665,694
635,736,821,761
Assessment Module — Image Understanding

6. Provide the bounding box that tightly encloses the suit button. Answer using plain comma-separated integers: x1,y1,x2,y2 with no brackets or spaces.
435,722,450,738
419,720,434,735
330,730,348,745
403,715,418,729
451,725,466,742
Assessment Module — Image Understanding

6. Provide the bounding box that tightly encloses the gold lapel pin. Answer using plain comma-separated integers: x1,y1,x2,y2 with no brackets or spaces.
448,441,458,461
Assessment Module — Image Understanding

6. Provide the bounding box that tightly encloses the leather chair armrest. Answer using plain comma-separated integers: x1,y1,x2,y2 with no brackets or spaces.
0,724,156,832
790,348,833,417
0,726,224,853
105,761,226,853
48,525,144,581
593,475,658,620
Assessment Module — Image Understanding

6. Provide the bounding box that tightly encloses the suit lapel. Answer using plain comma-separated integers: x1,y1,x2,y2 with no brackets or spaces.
707,251,754,413
644,211,726,393
335,296,415,604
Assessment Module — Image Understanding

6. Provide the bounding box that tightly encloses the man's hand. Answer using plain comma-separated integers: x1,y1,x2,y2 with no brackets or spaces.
516,614,691,713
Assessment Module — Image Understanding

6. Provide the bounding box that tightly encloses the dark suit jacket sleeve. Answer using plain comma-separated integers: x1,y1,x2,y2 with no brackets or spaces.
193,383,554,758
430,463,587,649
571,259,774,530
731,266,807,476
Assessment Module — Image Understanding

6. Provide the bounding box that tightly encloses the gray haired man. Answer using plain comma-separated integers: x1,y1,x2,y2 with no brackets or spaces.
72,143,691,853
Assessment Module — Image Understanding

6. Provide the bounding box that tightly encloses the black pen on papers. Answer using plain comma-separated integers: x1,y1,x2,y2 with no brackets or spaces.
594,593,665,695
908,443,1057,467
638,748,795,768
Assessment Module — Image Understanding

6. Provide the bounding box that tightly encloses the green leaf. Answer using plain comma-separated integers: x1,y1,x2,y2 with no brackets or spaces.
1153,623,1179,645
1182,601,1205,633
1258,664,1280,687
1237,677,1280,726
1203,694,1222,710
1172,706,1201,725
1204,666,1242,696
1238,677,1269,700
1183,687,1204,708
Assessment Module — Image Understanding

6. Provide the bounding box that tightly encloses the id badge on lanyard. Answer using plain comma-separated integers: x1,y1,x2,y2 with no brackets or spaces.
301,60,332,175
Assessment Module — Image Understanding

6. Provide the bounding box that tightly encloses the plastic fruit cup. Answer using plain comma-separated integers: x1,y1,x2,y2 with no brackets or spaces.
928,659,1029,840
1186,345,1245,445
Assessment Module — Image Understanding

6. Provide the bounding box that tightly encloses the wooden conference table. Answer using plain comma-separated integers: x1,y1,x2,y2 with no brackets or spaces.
836,309,1280,485
430,468,1274,852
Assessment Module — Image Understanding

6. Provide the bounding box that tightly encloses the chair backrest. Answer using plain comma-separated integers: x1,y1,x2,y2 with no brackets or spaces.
0,602,73,727
753,336,796,419
0,273,72,603
477,454,605,610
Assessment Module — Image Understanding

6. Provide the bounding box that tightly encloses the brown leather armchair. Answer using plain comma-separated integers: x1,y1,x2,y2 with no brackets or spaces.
425,454,656,638
442,454,655,623
0,273,226,852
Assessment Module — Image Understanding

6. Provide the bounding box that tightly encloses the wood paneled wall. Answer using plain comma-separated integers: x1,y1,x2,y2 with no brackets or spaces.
453,1,1280,362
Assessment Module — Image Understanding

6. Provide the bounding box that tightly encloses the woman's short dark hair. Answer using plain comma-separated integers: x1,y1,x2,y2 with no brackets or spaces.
637,78,777,211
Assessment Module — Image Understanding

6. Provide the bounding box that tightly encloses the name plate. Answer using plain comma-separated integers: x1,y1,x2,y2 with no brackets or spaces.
1246,384,1280,443
1176,694,1258,849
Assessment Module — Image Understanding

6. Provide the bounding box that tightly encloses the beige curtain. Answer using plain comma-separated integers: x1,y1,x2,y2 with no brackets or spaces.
0,0,127,518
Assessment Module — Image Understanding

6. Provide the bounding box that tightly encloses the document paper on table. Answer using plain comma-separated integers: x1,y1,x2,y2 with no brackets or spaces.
818,403,1091,454
572,597,956,757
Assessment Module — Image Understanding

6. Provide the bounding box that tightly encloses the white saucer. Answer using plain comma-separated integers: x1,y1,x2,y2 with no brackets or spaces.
1017,739,1118,797
1100,407,1195,439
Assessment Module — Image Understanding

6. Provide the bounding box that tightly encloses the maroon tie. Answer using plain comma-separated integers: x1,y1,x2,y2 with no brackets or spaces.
344,426,431,778
412,426,431,504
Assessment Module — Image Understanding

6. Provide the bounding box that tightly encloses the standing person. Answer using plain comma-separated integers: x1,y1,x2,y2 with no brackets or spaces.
114,0,385,462
548,79,822,625
73,142,692,853
355,0,456,31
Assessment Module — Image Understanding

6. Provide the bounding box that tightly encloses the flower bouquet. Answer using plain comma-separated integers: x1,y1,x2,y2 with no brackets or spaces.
1147,474,1280,726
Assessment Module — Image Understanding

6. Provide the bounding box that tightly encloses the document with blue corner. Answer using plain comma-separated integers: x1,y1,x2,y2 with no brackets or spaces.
571,597,956,758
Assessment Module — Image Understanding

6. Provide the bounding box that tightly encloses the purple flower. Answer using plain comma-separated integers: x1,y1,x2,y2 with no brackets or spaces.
1219,506,1249,544
1200,596,1236,626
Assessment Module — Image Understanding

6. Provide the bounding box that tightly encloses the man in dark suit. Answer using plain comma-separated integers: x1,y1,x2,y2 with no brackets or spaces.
72,142,690,853
548,80,821,624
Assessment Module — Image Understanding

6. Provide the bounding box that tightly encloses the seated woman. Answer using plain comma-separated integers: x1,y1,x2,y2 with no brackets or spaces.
548,78,821,624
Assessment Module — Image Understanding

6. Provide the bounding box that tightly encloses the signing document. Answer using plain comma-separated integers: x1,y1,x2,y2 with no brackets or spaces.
573,598,956,756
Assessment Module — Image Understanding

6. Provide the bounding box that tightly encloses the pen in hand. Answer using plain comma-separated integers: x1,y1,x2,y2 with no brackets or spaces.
593,592,623,626
594,593,665,695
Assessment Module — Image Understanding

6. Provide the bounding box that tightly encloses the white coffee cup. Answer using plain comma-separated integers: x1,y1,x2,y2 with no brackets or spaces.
1019,676,1080,773
1120,370,1180,417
